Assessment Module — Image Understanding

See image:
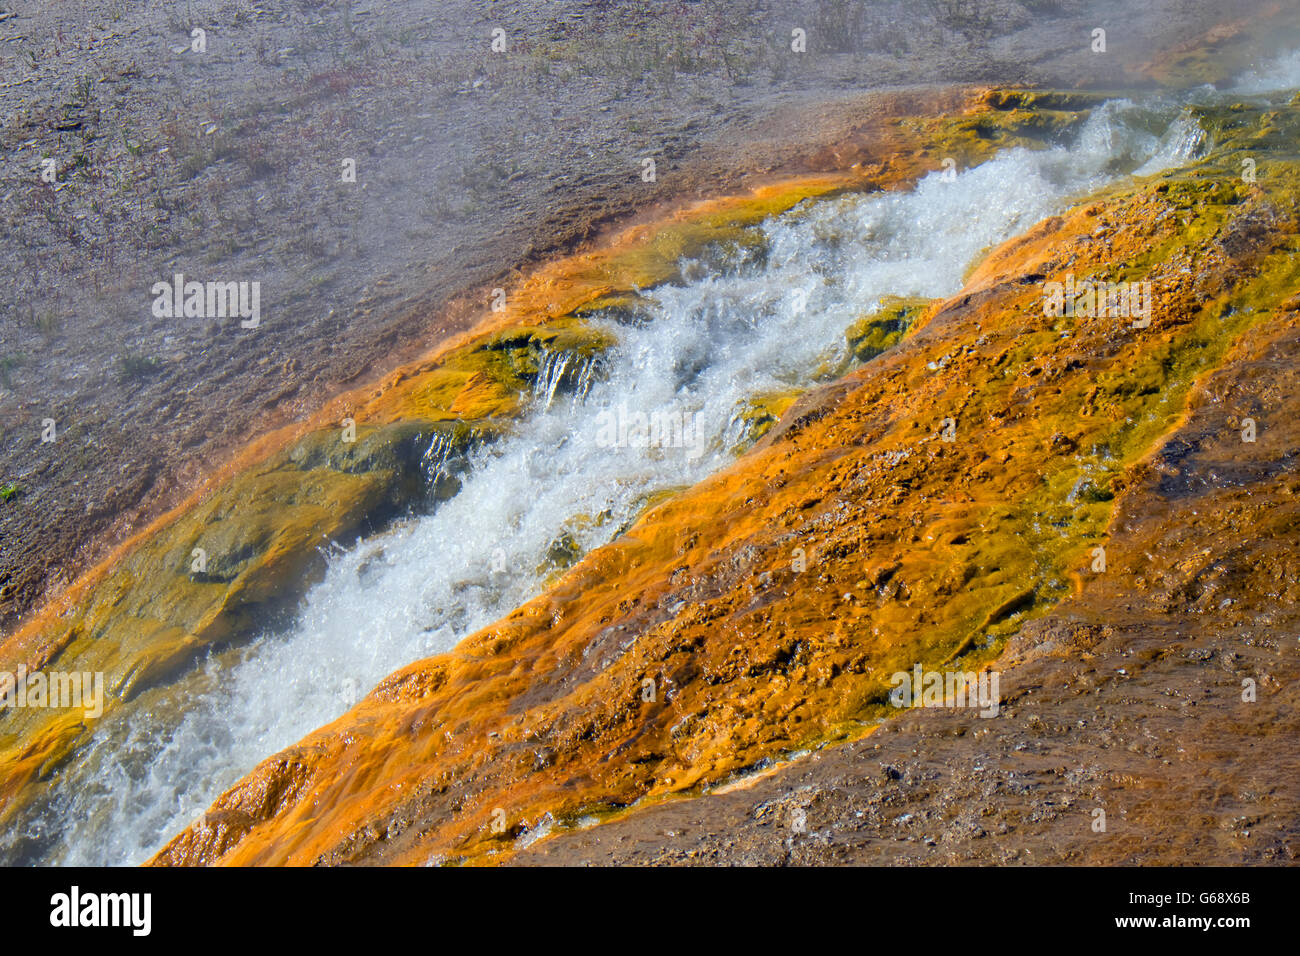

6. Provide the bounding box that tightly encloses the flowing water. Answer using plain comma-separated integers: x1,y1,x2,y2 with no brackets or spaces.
1235,46,1300,94
3,95,1228,865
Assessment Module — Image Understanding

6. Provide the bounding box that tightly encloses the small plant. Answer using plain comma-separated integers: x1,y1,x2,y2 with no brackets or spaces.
813,0,867,53
0,353,23,387
0,482,20,503
34,310,62,335
118,353,162,381
73,73,95,106
930,0,996,36
120,126,144,157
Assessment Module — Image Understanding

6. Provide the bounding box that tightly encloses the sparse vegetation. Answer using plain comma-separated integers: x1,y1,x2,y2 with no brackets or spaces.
117,353,163,381
0,354,24,388
73,73,95,107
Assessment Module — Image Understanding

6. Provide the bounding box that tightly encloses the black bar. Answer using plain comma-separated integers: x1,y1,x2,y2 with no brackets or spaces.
0,865,1290,944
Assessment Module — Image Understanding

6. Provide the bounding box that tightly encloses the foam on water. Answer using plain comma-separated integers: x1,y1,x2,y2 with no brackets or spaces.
1233,47,1300,95
9,99,1206,866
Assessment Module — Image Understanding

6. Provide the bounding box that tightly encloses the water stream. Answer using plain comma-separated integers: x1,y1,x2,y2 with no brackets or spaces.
3,91,1237,865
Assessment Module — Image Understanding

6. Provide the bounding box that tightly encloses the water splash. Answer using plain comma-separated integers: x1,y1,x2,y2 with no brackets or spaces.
1134,109,1210,177
532,348,602,411
1232,47,1300,95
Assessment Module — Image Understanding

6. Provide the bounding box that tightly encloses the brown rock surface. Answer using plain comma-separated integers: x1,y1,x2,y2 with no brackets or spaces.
512,314,1300,865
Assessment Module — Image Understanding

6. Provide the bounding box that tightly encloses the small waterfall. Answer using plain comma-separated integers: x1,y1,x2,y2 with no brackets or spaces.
421,430,462,488
6,94,1224,866
531,348,603,411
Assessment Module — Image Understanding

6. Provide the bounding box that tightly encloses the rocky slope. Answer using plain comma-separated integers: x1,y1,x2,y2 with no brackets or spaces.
3,0,1296,644
130,90,1300,866
7,82,1096,859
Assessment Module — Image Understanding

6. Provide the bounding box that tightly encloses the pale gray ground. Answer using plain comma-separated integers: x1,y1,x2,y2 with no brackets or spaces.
0,0,1285,632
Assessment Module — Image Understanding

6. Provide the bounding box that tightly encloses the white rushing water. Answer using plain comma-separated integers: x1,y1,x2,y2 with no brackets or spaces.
1233,47,1300,94
14,98,1206,865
